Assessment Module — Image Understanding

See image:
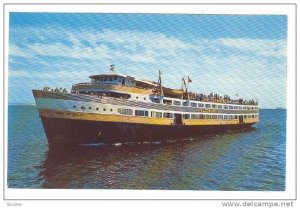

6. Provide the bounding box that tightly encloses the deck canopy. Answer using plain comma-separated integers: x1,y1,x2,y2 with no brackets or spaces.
135,79,158,89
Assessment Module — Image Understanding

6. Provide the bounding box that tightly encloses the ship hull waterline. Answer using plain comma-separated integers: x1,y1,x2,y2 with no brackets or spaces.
40,117,255,145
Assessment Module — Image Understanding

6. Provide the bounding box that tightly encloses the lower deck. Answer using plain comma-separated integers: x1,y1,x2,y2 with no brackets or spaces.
39,108,259,126
41,114,256,145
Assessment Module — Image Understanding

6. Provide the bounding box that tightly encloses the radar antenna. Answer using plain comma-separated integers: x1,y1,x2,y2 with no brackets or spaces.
110,64,115,73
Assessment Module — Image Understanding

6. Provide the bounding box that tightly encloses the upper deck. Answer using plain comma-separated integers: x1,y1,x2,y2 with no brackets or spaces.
71,72,258,108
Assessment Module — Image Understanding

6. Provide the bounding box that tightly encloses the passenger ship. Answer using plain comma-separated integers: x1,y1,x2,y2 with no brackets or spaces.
32,65,259,145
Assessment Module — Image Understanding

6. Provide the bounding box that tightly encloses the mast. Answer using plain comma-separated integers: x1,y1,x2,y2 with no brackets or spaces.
158,70,164,96
181,77,189,100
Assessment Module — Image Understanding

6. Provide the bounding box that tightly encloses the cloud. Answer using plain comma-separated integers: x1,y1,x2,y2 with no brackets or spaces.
218,38,286,58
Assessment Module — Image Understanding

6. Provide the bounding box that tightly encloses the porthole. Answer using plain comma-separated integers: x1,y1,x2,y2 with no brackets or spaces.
144,97,146,100
73,105,76,108
136,96,139,99
103,108,106,111
110,109,113,112
96,107,99,110
81,106,84,109
88,107,91,110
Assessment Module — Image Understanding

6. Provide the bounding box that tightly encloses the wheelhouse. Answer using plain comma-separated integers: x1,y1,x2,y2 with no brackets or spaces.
90,74,136,87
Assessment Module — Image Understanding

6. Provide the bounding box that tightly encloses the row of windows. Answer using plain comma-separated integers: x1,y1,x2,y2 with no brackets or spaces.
117,108,133,115
117,109,175,119
164,99,258,110
189,114,258,120
117,108,258,119
135,110,148,117
92,76,135,85
73,105,113,112
135,96,147,100
73,105,258,119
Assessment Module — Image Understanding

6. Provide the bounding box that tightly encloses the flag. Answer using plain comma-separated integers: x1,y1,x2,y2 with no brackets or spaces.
188,76,192,83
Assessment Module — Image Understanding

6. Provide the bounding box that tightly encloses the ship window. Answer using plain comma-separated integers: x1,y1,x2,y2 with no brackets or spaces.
212,115,217,119
174,101,181,106
135,110,148,117
205,104,211,108
234,106,238,109
205,115,211,119
224,115,228,119
136,96,139,99
212,104,216,109
151,99,160,104
104,76,108,81
200,114,205,119
163,112,173,118
144,97,146,100
100,77,104,81
103,108,106,111
218,115,224,119
113,76,117,80
229,115,233,119
151,111,162,118
73,105,76,108
109,76,113,81
182,102,189,106
191,102,197,108
110,109,113,112
184,114,190,119
163,99,172,105
118,108,133,115
198,103,204,108
81,106,85,109
252,114,255,118
244,115,247,119
218,105,222,109
229,106,234,109
234,115,238,119
88,107,91,110
96,107,99,110
191,114,201,119
224,105,228,109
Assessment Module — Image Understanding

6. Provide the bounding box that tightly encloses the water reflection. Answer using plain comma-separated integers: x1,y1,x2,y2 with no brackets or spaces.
40,129,256,190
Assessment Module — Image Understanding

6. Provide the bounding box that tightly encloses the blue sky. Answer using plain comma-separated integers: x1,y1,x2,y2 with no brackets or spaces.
8,13,287,108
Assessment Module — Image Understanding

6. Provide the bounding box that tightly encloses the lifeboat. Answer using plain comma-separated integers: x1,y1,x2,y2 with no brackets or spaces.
163,87,184,97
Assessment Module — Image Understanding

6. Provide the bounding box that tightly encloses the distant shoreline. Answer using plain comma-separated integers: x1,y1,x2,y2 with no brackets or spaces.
8,103,36,106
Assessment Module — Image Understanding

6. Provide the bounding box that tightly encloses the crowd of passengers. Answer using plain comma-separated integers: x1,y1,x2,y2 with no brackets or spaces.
181,92,257,105
43,86,258,106
43,87,68,93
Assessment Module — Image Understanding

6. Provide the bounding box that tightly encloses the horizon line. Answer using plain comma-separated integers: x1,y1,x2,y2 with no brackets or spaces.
7,103,286,110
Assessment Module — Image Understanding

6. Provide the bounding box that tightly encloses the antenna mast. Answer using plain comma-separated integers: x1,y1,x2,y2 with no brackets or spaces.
110,64,115,73
158,70,164,96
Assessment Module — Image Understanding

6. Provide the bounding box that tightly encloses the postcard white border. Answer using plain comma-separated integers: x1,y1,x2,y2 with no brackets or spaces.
2,2,296,201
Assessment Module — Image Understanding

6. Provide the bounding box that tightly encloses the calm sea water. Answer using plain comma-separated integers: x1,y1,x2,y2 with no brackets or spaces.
7,105,286,190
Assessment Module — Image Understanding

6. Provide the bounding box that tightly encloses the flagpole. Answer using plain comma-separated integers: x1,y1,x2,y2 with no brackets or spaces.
187,76,189,92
